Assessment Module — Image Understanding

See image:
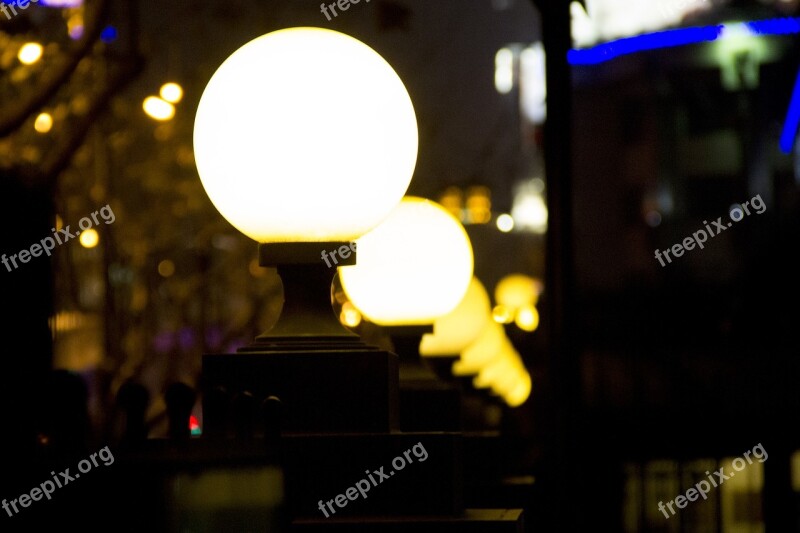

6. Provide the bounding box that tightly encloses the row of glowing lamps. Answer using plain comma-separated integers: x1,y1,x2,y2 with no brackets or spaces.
189,28,538,408
328,198,536,408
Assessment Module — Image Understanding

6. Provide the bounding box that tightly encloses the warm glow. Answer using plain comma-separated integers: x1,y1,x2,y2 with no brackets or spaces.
158,259,175,277
194,27,418,243
473,349,524,390
339,301,362,328
420,277,492,356
512,185,548,233
18,43,43,65
340,197,473,326
34,113,53,133
67,13,84,40
492,304,514,324
79,228,99,248
465,186,492,224
504,372,532,407
495,274,541,308
496,213,514,232
160,82,184,103
453,321,509,376
495,47,514,94
515,305,539,332
143,96,175,121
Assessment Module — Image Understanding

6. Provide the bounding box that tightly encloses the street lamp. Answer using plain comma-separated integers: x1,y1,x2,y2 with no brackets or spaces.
339,196,473,327
194,27,418,342
339,196,474,429
194,27,418,434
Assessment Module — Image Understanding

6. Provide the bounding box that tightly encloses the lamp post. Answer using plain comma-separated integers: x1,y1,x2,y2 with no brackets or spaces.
193,27,418,434
192,27,525,529
339,196,474,430
419,276,492,381
339,196,474,327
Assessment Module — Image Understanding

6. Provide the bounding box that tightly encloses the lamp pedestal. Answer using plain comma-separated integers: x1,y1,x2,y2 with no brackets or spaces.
387,326,462,433
200,243,522,530
203,242,399,434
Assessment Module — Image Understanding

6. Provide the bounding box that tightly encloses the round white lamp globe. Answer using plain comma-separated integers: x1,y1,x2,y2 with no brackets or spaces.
339,197,474,326
194,27,418,243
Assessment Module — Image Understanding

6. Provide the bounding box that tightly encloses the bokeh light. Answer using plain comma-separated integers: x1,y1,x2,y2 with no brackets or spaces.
34,113,53,133
18,43,43,65
143,96,175,121
79,228,99,248
160,82,184,104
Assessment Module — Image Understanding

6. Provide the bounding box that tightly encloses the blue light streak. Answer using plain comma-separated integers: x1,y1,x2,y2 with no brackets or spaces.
780,67,800,154
569,17,800,66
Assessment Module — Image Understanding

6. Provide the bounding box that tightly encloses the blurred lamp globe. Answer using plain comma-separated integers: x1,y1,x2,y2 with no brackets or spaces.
420,277,491,356
473,347,524,391
452,320,509,376
504,372,532,407
193,27,418,243
495,274,542,308
340,197,473,326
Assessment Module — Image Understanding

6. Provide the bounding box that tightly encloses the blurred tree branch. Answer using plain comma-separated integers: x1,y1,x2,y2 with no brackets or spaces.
0,0,107,138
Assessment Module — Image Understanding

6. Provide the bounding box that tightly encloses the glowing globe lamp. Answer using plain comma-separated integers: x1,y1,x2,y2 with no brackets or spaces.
495,274,542,309
504,372,532,407
473,349,524,391
196,27,419,437
340,197,474,326
194,27,418,243
452,320,509,376
419,277,491,356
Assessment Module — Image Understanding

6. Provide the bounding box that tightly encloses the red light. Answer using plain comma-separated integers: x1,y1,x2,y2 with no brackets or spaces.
189,415,201,435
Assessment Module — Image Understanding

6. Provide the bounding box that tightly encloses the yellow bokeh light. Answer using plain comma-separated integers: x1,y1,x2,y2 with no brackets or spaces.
79,228,99,249
496,213,514,232
504,372,532,407
18,43,43,65
473,346,523,390
160,82,184,104
158,259,175,277
143,96,175,121
515,305,539,332
339,302,362,328
249,258,266,277
420,277,492,356
495,274,541,309
193,27,418,243
340,197,473,326
34,113,53,133
492,304,514,324
67,13,84,40
465,186,492,224
452,320,508,376
438,186,464,220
